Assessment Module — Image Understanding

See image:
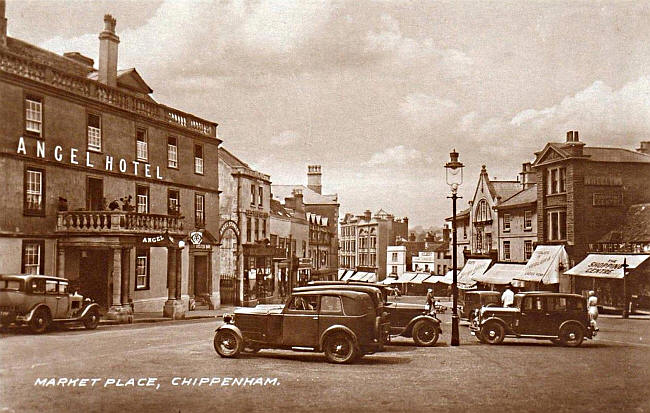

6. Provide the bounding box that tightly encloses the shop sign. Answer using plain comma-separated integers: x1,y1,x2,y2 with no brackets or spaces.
219,220,240,239
585,176,623,186
189,231,203,245
593,193,623,207
17,137,164,180
138,234,173,247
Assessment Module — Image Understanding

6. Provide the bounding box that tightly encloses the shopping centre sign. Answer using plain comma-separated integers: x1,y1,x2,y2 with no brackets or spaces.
16,137,164,180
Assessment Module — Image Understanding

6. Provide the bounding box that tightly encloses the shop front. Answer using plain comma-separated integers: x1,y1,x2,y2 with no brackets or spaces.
187,229,218,310
242,242,285,305
565,253,650,312
514,245,569,292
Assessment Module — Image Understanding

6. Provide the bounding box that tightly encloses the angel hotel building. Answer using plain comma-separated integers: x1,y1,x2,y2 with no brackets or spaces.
0,6,221,321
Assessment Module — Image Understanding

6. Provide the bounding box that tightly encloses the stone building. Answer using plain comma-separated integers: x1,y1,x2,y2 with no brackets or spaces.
339,209,409,280
0,10,221,320
218,147,283,305
272,165,339,281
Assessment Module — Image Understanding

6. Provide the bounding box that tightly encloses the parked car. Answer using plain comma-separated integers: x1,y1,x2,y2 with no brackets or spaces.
0,274,101,333
214,289,390,364
470,292,597,347
459,290,501,320
302,281,442,347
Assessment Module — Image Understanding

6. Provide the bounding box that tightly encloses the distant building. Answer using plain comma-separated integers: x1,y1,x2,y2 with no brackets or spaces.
339,209,408,280
272,165,339,281
445,208,470,269
386,245,407,277
494,163,538,263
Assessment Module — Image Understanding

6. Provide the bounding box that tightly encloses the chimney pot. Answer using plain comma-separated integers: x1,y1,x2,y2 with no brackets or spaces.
566,131,573,142
638,141,650,155
307,164,322,194
573,130,579,141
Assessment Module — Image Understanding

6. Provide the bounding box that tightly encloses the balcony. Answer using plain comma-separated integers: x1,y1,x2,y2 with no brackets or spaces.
0,48,216,138
56,211,184,235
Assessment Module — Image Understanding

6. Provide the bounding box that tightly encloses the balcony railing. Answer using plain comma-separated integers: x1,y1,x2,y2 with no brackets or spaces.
0,48,216,138
56,211,184,234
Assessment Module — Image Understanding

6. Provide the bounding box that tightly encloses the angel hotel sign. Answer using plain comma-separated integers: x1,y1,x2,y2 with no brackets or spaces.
16,137,164,180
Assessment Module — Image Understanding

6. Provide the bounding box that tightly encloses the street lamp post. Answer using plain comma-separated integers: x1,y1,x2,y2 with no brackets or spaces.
445,149,464,347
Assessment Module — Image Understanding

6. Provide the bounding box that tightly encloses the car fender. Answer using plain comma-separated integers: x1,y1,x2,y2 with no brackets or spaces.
215,323,244,340
405,315,441,337
77,303,101,319
479,316,508,330
24,303,51,322
319,325,359,351
558,320,587,336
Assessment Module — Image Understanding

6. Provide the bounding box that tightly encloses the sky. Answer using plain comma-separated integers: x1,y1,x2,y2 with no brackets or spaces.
6,0,650,227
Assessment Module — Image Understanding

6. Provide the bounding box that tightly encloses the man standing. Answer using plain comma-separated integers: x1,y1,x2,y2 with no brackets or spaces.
501,284,515,307
426,288,435,311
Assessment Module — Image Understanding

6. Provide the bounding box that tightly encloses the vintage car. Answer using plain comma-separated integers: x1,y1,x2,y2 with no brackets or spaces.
214,289,389,364
459,290,501,320
0,274,101,333
470,292,597,347
301,281,442,347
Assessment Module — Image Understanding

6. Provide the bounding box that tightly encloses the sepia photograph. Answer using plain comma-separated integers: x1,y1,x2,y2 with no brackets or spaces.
1,0,649,411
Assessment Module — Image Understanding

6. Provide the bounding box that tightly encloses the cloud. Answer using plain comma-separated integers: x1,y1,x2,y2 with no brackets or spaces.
270,130,301,146
367,145,426,166
399,93,459,129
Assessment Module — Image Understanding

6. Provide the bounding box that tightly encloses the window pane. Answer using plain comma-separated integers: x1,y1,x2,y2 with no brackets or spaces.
26,98,42,134
87,114,101,151
136,130,147,160
136,253,148,289
320,296,342,314
26,170,43,212
23,242,41,274
168,137,178,168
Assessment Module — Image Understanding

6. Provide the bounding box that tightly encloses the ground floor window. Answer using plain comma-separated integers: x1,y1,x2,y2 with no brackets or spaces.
503,241,511,261
135,249,150,290
243,256,273,301
524,240,533,260
22,240,44,274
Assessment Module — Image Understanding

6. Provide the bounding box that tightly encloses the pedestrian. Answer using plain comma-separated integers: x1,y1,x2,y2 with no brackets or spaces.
501,283,514,307
587,290,599,331
426,288,435,311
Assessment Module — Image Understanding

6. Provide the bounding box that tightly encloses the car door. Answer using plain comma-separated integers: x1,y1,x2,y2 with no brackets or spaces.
282,295,319,347
518,296,551,335
319,295,345,338
56,281,70,319
44,279,61,318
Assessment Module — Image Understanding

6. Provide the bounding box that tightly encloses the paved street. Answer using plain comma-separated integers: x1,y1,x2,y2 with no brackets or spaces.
1,312,649,413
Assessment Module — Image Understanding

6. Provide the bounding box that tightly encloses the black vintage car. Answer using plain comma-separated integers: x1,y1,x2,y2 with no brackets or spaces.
214,289,389,364
459,290,501,320
302,281,442,347
470,292,597,347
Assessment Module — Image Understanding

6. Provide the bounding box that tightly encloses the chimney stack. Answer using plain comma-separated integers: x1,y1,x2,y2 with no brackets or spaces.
364,210,372,221
563,130,585,157
1,0,7,48
519,162,536,189
442,227,451,243
307,165,322,194
98,14,119,87
637,141,650,155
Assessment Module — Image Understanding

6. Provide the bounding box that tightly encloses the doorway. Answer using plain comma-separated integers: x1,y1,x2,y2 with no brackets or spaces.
79,248,111,310
86,177,104,211
193,255,209,305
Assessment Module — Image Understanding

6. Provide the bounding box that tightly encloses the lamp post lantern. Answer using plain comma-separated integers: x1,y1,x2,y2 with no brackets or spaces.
445,149,464,347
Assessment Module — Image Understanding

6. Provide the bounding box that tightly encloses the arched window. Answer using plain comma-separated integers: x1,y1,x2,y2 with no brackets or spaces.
476,199,491,222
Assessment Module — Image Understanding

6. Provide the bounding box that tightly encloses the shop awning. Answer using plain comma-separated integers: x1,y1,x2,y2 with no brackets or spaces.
338,269,346,280
564,254,650,279
515,245,568,284
381,276,398,285
350,271,368,281
456,259,492,288
341,271,355,281
409,272,433,284
398,272,419,283
360,272,377,282
423,275,447,284
473,263,526,285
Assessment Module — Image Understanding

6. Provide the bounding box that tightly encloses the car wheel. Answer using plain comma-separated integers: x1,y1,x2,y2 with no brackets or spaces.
29,308,51,334
480,321,505,345
323,332,358,364
559,324,584,347
83,309,100,330
412,320,439,347
475,331,488,344
213,330,242,358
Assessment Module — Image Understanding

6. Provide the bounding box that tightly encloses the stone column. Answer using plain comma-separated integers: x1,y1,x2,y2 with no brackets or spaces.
106,247,132,322
163,245,185,319
56,244,65,278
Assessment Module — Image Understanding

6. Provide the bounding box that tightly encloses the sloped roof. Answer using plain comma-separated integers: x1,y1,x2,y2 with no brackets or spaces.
7,37,94,77
270,199,292,219
600,204,650,243
538,143,650,164
272,185,338,205
445,207,470,222
219,147,250,168
489,181,523,202
584,147,650,163
496,184,537,209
